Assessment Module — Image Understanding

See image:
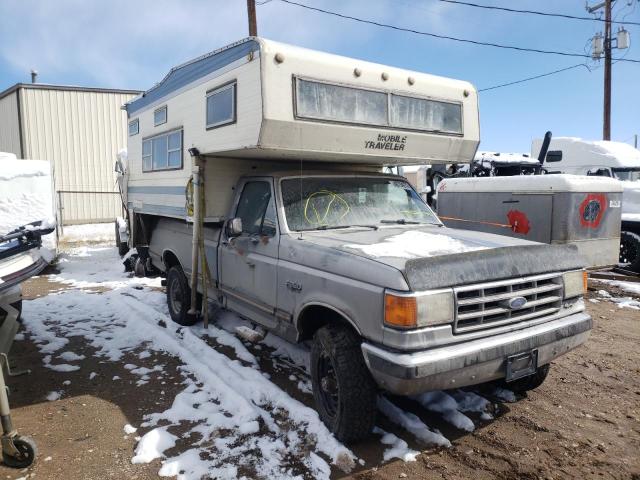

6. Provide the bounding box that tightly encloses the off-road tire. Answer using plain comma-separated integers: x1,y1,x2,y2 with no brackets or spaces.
115,221,129,257
310,324,377,443
503,364,550,393
166,266,198,326
619,231,640,273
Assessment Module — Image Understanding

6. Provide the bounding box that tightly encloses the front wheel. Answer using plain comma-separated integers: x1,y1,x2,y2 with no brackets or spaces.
310,325,377,443
166,266,198,326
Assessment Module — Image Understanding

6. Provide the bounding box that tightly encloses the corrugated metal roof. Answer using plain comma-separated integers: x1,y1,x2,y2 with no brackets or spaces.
0,83,141,101
125,37,260,116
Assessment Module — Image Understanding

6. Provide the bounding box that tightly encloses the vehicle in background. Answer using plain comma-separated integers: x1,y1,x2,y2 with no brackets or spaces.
532,137,640,272
116,37,591,443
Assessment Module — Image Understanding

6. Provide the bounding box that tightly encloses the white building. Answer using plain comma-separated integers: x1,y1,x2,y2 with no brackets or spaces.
0,83,140,225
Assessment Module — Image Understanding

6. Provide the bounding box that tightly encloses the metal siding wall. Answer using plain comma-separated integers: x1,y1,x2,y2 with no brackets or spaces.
21,89,135,224
0,92,21,155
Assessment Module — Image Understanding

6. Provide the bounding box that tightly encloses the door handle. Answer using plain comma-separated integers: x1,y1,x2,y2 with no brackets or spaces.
250,236,260,245
246,260,255,268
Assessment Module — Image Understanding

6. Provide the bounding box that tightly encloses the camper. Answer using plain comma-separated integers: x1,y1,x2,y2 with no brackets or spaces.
118,37,591,442
532,137,640,271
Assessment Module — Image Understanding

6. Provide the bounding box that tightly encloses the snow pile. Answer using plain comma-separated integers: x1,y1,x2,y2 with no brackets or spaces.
344,230,488,259
374,427,418,462
595,284,640,310
621,180,640,218
60,223,115,244
0,157,56,260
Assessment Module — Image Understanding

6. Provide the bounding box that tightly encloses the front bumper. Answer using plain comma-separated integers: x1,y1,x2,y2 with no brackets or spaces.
361,312,592,396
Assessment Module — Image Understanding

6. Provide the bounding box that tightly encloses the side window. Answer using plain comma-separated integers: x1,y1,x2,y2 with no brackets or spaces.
235,181,277,237
142,129,182,172
206,82,236,129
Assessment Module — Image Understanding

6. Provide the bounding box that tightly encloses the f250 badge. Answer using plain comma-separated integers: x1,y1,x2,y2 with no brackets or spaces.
365,134,407,151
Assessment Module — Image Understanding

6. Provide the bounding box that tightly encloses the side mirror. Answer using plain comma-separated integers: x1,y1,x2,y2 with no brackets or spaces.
545,150,563,162
420,186,432,194
114,160,123,174
227,217,243,238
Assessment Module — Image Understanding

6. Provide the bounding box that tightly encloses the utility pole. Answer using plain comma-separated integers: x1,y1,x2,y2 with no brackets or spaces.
587,0,632,141
247,0,257,37
603,0,612,140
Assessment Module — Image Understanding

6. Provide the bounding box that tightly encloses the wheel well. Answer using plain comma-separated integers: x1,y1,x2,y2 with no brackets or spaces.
296,305,359,342
162,250,181,270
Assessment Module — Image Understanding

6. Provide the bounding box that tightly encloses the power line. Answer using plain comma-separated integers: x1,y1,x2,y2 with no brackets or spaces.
438,0,640,27
273,0,640,63
478,63,590,92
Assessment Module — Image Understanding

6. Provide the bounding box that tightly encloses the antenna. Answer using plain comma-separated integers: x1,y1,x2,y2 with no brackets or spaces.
298,156,303,240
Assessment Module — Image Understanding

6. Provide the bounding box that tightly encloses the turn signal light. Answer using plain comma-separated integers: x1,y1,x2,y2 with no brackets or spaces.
583,270,588,293
384,294,417,328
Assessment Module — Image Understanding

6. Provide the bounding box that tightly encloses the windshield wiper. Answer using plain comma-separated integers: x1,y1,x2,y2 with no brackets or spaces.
380,219,421,225
298,224,379,232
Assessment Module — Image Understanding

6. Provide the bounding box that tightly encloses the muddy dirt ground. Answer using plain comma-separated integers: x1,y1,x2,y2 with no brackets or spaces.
0,275,638,480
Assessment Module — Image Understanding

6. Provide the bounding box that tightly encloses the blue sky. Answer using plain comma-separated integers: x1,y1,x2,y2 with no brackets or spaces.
0,0,638,152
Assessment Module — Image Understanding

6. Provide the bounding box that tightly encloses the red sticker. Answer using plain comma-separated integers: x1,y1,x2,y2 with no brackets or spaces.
507,210,531,234
579,193,606,228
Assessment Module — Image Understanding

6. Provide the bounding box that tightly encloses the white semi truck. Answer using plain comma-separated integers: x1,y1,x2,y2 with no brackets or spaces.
532,137,640,272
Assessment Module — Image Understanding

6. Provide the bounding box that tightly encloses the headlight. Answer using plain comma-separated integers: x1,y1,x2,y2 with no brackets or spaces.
562,270,587,299
384,289,454,329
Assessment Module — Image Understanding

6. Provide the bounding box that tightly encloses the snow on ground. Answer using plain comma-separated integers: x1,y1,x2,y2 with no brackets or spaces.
60,223,115,244
20,246,501,479
344,231,488,259
594,283,640,310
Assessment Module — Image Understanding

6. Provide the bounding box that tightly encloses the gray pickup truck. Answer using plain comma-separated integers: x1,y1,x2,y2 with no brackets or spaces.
143,170,591,443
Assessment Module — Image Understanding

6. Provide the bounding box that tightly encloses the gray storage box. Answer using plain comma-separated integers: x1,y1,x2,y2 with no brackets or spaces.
436,175,623,268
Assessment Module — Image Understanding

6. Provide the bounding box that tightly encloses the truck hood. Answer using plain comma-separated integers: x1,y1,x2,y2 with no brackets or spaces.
300,226,586,290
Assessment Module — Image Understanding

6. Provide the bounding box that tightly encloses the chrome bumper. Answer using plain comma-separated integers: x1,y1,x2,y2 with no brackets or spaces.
361,312,592,396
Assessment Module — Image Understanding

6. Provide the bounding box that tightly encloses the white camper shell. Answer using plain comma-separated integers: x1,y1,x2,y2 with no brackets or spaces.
124,37,479,222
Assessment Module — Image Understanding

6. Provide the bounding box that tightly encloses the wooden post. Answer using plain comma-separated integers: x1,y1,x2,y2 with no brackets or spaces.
247,0,257,36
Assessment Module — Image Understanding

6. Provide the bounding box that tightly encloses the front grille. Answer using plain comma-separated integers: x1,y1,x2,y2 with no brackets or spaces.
453,273,563,334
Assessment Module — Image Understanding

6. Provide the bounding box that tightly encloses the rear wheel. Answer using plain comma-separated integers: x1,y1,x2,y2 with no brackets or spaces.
619,231,640,273
310,324,377,443
166,265,198,326
115,220,129,257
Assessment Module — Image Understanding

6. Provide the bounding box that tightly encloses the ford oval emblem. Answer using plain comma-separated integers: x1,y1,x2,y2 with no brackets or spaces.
505,296,527,310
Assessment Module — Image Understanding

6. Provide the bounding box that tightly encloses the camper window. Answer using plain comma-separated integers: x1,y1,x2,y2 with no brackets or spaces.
128,119,139,136
154,106,167,126
390,94,462,134
206,82,236,129
142,129,183,172
294,78,463,134
296,78,387,126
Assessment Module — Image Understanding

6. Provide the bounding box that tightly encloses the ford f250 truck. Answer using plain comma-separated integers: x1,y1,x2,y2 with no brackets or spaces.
118,37,591,442
137,170,591,443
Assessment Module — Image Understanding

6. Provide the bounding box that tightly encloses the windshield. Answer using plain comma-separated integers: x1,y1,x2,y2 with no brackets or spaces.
612,168,640,182
281,176,440,231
